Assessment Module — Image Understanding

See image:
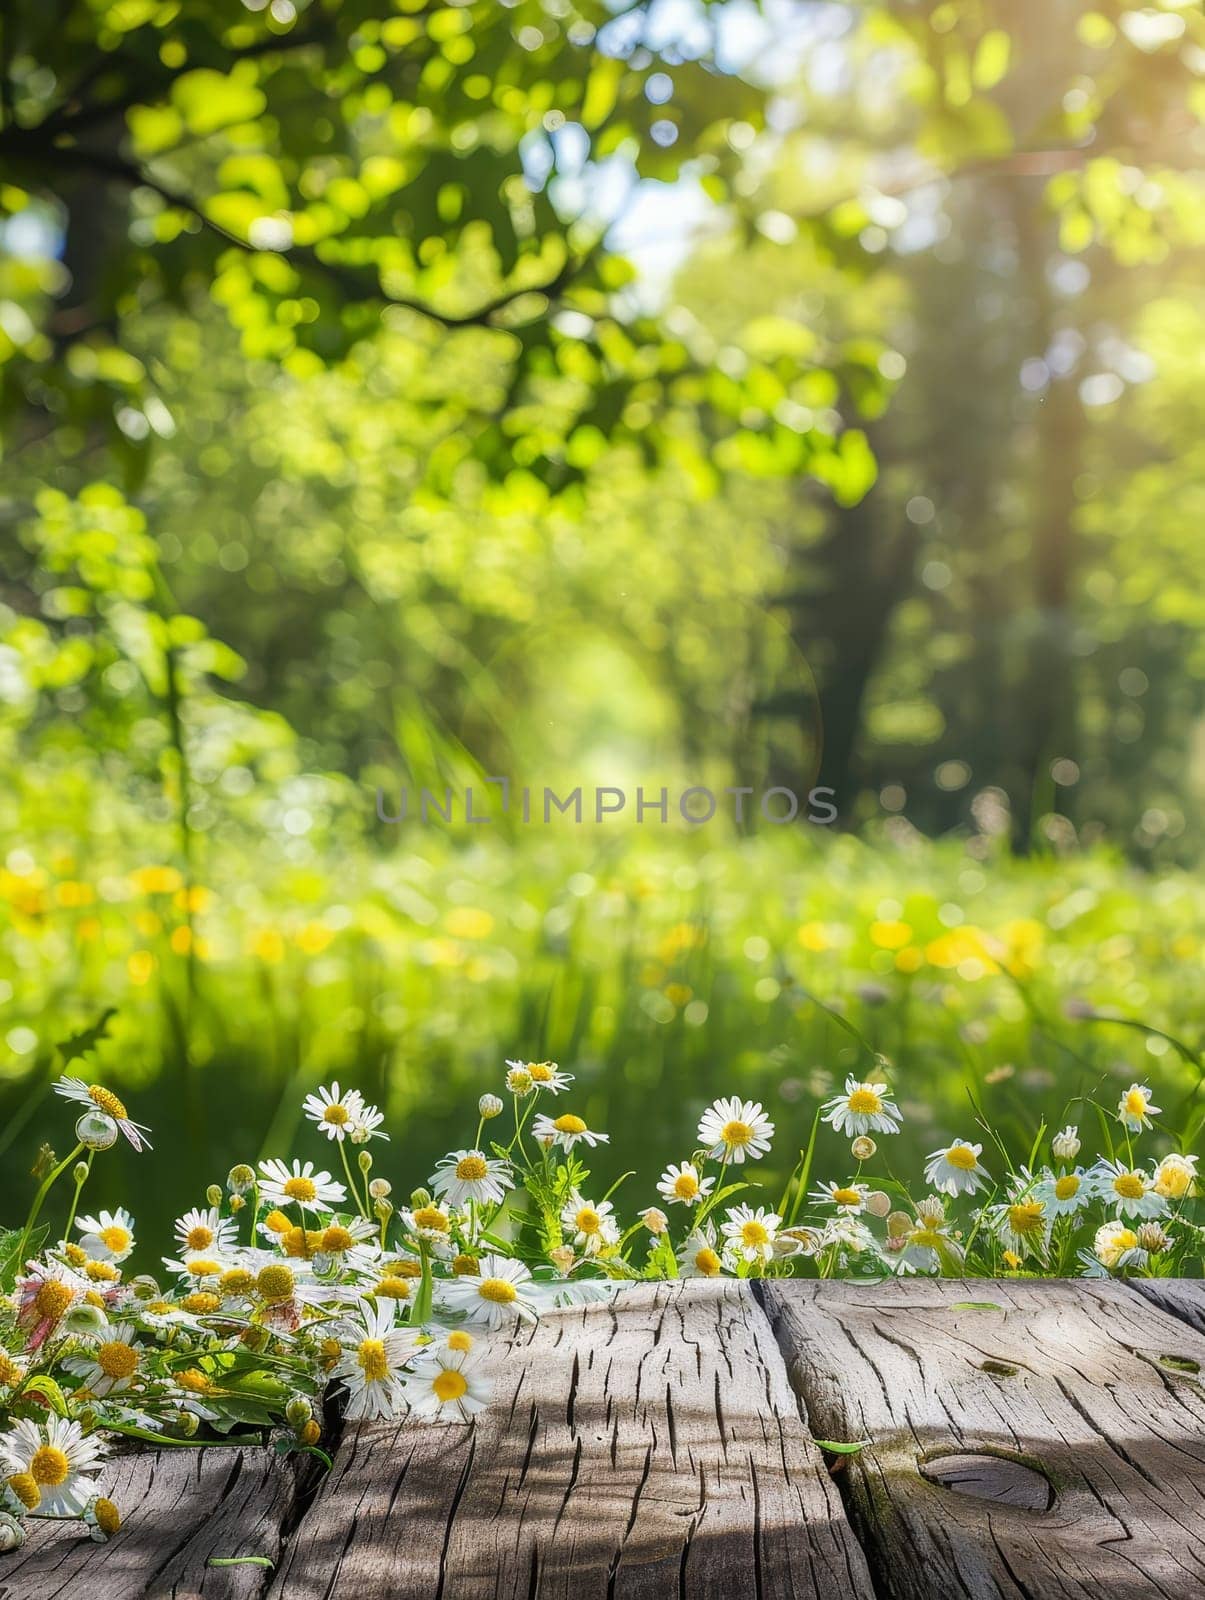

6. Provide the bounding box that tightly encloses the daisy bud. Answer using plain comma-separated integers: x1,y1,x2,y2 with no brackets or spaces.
887,1210,912,1238
506,1067,533,1097
76,1111,119,1151
301,1420,322,1447
915,1195,946,1226
479,1094,504,1119
227,1164,256,1195
850,1136,877,1161
548,1245,575,1275
88,1498,121,1543
286,1398,313,1431
641,1207,669,1235
1136,1222,1171,1254
374,1199,393,1222
369,1178,392,1200
206,1185,223,1207
865,1190,892,1218
230,1194,245,1212
73,1161,89,1184
358,1151,373,1174
452,1253,479,1275
410,1188,432,1208
1051,1126,1080,1162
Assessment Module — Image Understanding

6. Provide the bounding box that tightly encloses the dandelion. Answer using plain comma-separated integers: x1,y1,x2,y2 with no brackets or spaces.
820,1078,902,1138
1116,1083,1160,1133
923,1140,990,1197
1091,1160,1166,1219
531,1112,610,1152
53,1077,152,1152
75,1208,136,1263
656,1161,713,1208
560,1192,619,1256
697,1097,774,1164
257,1158,346,1212
677,1226,724,1278
509,1059,573,1094
332,1301,422,1420
173,1207,237,1258
430,1150,514,1207
404,1346,492,1421
1153,1152,1198,1201
63,1325,142,1396
438,1254,538,1330
721,1204,780,1265
0,1416,105,1516
810,1180,870,1212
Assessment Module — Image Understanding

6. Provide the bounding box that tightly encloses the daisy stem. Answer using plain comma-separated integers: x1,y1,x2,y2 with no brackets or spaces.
413,1240,433,1323
15,1141,84,1269
338,1140,369,1221
62,1151,94,1239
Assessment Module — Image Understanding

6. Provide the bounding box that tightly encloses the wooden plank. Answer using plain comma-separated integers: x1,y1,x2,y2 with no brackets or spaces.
268,1279,874,1600
0,1444,297,1600
759,1278,1205,1600
1133,1279,1205,1338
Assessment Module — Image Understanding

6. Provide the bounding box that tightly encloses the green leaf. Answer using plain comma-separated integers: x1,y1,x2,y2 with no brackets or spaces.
815,1439,867,1454
948,1301,1003,1311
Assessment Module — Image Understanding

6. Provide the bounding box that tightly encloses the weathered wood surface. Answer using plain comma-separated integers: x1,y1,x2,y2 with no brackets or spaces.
268,1278,874,1600
759,1278,1205,1600
6,1280,1205,1599
2,1443,300,1600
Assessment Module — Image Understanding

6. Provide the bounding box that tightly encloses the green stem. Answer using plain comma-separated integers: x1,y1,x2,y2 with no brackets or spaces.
63,1151,94,1240
15,1142,84,1269
338,1140,368,1220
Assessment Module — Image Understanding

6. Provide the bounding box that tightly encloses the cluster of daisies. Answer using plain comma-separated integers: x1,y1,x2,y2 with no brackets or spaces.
0,1062,1200,1555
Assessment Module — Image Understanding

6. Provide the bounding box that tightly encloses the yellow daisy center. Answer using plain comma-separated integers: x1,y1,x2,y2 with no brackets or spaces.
553,1114,587,1135
1112,1228,1139,1252
320,1225,355,1253
694,1247,722,1276
721,1119,752,1147
1113,1173,1146,1200
528,1063,553,1082
94,1497,121,1536
86,1261,119,1282
32,1281,74,1321
478,1277,518,1304
322,1104,350,1125
99,1226,131,1253
263,1209,292,1234
452,1254,479,1275
832,1187,862,1206
220,1268,254,1295
375,1276,412,1299
283,1176,317,1203
454,1155,488,1181
740,1220,770,1247
0,1355,23,1387
187,1259,222,1277
7,1472,40,1509
575,1208,601,1235
186,1225,214,1251
97,1341,138,1380
447,1330,474,1352
673,1172,700,1199
1054,1175,1080,1201
382,1258,422,1278
358,1339,389,1382
88,1084,128,1119
847,1088,882,1114
413,1206,450,1231
63,1243,87,1266
182,1292,221,1313
1124,1090,1147,1116
1008,1202,1045,1235
256,1264,295,1302
29,1446,71,1488
433,1369,468,1402
945,1145,978,1171
177,1369,212,1394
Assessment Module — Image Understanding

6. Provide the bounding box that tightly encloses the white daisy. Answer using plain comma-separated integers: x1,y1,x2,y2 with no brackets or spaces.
508,1058,574,1094
819,1214,880,1260
531,1112,610,1152
676,1226,725,1278
987,1199,1050,1259
697,1097,774,1164
437,1254,538,1330
347,1101,389,1144
53,1076,152,1152
820,1078,902,1138
173,1206,238,1258
309,1216,380,1276
302,1082,367,1141
1090,1160,1167,1219
721,1204,780,1265
1031,1166,1090,1217
1091,1220,1147,1272
559,1192,620,1256
0,1415,106,1516
923,1140,990,1198
657,1161,714,1208
404,1345,492,1421
14,1261,91,1349
161,1252,235,1286
63,1324,142,1396
75,1208,137,1263
331,1301,422,1420
1116,1083,1160,1133
809,1180,871,1212
1153,1152,1198,1201
398,1203,456,1253
258,1158,346,1212
430,1150,514,1207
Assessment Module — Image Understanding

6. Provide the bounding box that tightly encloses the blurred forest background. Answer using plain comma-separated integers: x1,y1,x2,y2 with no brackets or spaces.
0,0,1202,1222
